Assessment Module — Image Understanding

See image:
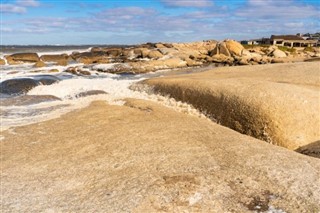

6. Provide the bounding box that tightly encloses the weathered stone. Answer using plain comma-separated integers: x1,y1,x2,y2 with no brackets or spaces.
155,43,166,48
272,49,287,58
34,61,46,68
0,78,39,95
271,58,285,63
147,50,163,59
146,62,320,150
78,70,91,76
225,40,244,56
133,48,150,58
40,54,69,63
34,75,61,85
5,53,40,65
0,59,5,65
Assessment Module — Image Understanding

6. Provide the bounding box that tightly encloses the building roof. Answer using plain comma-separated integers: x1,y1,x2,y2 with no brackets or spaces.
271,35,304,40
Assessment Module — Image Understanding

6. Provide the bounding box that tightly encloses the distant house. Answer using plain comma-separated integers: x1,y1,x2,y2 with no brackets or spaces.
270,35,318,47
241,37,270,45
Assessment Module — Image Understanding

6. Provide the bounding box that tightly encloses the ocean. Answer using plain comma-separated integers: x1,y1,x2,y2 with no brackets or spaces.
0,46,204,131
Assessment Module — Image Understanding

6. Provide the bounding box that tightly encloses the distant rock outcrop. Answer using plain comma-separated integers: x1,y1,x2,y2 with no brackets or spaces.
5,53,40,65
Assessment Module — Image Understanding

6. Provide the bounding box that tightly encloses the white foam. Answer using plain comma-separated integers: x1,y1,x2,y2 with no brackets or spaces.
27,77,145,100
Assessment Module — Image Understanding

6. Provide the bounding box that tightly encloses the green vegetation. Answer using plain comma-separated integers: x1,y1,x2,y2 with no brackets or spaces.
242,44,270,49
304,46,314,52
278,46,296,53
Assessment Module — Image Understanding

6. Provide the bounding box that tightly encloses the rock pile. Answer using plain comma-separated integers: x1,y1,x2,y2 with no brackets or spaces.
2,40,319,74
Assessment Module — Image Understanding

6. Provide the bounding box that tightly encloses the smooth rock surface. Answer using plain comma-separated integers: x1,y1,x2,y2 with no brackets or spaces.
145,62,320,150
0,78,39,95
1,100,320,212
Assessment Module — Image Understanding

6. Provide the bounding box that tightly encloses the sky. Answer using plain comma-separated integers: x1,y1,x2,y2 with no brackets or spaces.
1,0,319,45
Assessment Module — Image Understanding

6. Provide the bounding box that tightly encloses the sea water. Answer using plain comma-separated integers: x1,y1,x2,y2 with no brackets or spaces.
0,46,206,131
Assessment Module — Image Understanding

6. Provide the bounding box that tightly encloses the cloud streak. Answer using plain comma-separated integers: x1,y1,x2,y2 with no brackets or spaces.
2,0,319,44
0,0,40,14
160,0,213,8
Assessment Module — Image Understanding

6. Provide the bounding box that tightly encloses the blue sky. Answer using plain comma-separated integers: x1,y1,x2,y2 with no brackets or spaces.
1,0,319,45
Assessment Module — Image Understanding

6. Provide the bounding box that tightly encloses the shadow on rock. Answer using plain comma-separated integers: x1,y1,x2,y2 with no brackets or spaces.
295,140,320,159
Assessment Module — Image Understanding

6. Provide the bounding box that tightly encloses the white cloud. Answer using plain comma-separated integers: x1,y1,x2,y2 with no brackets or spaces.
237,0,319,19
97,7,156,18
0,0,39,14
0,4,26,13
16,0,40,7
160,0,213,8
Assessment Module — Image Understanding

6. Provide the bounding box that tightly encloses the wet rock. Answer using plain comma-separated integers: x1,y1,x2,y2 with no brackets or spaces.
65,67,78,75
5,53,40,65
40,54,70,66
75,90,107,98
34,61,46,68
78,70,91,76
0,78,39,95
64,67,91,76
35,75,61,85
0,59,5,65
0,95,61,106
71,52,109,64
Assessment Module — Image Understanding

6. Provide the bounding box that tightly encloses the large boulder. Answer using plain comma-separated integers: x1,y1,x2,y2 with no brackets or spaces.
5,53,40,65
0,59,5,65
33,75,61,85
210,42,231,57
0,78,39,95
106,48,122,57
225,40,244,56
34,61,46,68
272,49,287,58
210,40,244,58
146,62,320,150
40,54,70,65
147,50,163,59
133,48,150,58
71,52,109,64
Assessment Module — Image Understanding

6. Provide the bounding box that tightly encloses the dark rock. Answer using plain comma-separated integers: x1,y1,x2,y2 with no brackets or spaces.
75,90,107,98
78,70,91,76
0,95,61,106
0,78,39,95
296,141,320,159
34,75,61,85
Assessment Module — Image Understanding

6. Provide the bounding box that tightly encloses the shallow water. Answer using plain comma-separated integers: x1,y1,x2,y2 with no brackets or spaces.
1,48,209,131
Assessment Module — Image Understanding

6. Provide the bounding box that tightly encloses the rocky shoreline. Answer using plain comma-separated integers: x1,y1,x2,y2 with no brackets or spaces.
1,40,320,75
1,40,320,212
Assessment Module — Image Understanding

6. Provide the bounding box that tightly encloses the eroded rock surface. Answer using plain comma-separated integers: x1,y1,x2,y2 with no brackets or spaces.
145,62,320,150
1,100,320,212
